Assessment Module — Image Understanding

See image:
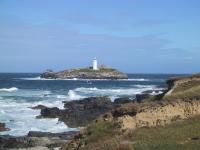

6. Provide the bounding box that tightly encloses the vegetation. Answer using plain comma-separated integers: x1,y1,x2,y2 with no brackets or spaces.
76,116,200,150
128,116,200,150
69,67,117,73
81,121,123,150
164,80,200,101
62,74,200,150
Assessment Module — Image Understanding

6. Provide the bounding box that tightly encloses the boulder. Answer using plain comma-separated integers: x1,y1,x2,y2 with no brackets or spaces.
39,97,119,128
0,122,10,132
40,70,57,79
135,93,152,103
28,131,78,139
112,103,138,117
39,107,62,118
114,98,133,104
0,131,79,149
0,135,36,149
29,105,47,110
61,97,117,127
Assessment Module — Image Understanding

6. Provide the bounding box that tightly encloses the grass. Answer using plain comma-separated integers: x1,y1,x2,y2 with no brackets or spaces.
172,80,200,93
76,116,200,150
81,121,123,150
127,116,200,150
164,80,200,101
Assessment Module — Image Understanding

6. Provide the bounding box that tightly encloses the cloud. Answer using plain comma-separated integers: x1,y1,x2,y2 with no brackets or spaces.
0,20,172,57
132,19,170,28
0,15,196,72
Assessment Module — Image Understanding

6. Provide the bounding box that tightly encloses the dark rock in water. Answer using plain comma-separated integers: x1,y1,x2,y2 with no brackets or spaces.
114,98,133,104
0,122,10,132
0,131,79,149
39,97,119,128
28,131,78,139
61,97,117,127
0,135,36,149
63,96,112,109
29,105,47,110
136,93,152,103
142,89,165,94
40,107,62,118
40,69,57,79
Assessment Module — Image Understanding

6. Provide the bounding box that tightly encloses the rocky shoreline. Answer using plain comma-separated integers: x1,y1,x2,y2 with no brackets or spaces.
36,90,162,128
0,89,162,150
5,72,198,150
0,131,78,150
60,73,200,149
3,71,200,150
0,123,9,132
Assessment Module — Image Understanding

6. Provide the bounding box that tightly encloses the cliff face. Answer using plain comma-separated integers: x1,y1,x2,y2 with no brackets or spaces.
118,100,200,130
119,73,200,129
40,68,128,79
61,73,200,150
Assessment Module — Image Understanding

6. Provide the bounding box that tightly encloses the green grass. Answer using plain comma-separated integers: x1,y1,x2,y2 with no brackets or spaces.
126,116,200,150
164,85,200,100
81,121,123,150
172,80,200,93
76,116,200,150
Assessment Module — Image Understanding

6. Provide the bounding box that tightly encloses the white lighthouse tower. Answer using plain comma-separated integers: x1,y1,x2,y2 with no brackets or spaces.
92,57,98,70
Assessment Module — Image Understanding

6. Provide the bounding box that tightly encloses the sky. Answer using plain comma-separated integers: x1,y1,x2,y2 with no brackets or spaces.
0,0,200,73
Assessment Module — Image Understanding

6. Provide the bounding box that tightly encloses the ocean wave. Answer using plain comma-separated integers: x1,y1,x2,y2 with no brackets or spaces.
67,90,84,100
56,95,68,99
134,84,155,88
118,78,150,81
18,77,151,82
0,87,18,92
74,86,156,96
0,99,70,136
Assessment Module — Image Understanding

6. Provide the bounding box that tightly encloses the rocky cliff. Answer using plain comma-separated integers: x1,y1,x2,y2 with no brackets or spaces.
61,73,200,150
40,68,128,79
116,73,200,129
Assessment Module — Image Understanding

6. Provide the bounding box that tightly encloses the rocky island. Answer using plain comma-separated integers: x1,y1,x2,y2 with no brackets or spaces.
40,58,128,79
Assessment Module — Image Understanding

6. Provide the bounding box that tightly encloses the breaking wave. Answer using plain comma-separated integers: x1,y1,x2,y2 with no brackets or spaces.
67,90,84,100
74,85,156,96
0,87,18,92
18,77,150,82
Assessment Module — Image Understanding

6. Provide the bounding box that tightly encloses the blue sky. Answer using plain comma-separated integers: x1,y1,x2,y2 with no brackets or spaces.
0,0,200,73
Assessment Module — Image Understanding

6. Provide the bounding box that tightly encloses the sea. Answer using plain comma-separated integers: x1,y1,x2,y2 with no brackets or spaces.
0,73,185,136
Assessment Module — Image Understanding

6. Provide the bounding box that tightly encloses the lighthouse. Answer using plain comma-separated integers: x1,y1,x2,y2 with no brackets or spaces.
92,57,98,70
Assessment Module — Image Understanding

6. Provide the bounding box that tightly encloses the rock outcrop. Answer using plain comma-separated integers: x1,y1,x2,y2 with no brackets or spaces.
117,100,200,130
0,131,78,150
38,97,120,127
113,74,200,129
56,73,200,150
0,122,10,132
40,68,128,79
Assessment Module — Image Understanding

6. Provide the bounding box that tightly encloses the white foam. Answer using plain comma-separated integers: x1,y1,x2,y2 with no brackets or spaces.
0,99,70,136
117,78,150,81
0,87,18,92
56,95,68,99
67,90,83,100
74,85,156,96
134,84,154,88
18,77,150,82
18,76,58,80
